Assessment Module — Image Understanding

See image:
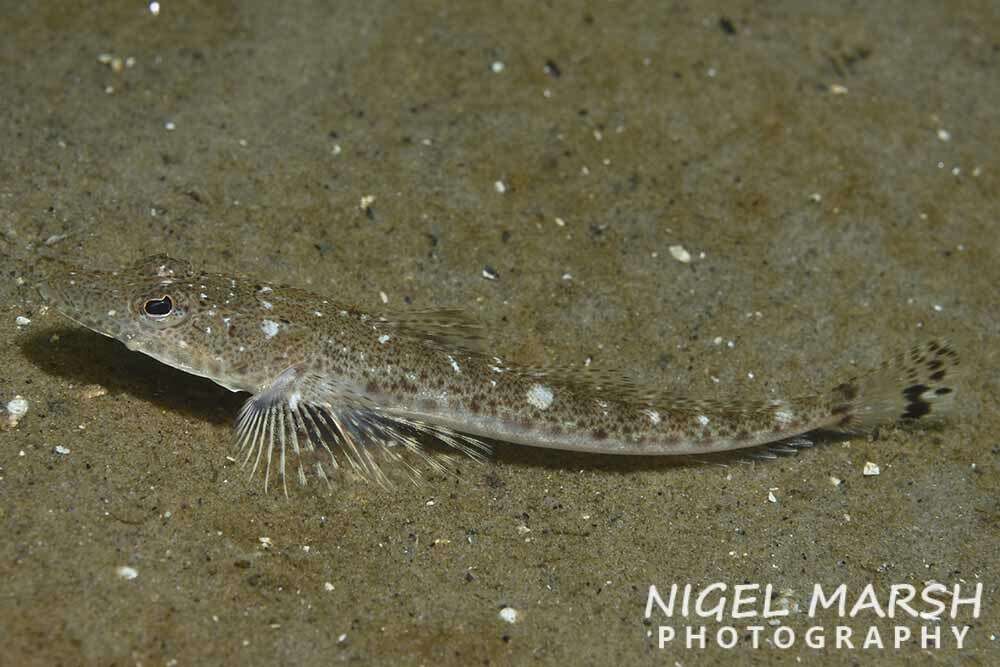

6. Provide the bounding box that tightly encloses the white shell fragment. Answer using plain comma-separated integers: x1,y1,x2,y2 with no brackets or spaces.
669,245,692,263
862,461,881,476
116,566,139,580
498,606,519,623
4,395,28,428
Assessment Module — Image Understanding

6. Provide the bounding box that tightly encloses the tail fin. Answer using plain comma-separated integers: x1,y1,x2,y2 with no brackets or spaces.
827,340,961,433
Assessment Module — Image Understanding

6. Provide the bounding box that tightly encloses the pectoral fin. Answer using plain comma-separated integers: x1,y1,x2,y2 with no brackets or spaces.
233,364,490,495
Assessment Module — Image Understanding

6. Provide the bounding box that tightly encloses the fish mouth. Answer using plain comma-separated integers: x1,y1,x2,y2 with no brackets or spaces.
34,258,124,339
35,266,72,314
35,258,83,314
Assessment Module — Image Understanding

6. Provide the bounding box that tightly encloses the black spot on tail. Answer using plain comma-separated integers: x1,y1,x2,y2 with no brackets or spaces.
902,384,931,419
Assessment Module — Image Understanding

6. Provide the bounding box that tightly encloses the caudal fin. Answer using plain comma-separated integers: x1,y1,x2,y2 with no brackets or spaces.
827,340,961,433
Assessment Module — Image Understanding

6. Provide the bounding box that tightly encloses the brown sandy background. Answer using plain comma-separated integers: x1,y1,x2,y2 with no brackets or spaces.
1,1,997,664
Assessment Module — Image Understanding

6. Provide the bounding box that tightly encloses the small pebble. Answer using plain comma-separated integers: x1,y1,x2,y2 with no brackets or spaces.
4,396,28,428
80,384,108,399
482,266,499,281
498,606,519,623
668,245,691,263
116,566,139,580
54,445,70,455
15,316,31,327
862,461,881,476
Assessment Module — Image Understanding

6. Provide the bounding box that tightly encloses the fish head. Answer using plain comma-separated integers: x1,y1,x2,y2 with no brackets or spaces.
39,254,258,390
39,253,193,337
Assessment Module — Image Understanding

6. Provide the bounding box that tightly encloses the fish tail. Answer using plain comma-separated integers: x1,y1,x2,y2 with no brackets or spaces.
826,340,961,433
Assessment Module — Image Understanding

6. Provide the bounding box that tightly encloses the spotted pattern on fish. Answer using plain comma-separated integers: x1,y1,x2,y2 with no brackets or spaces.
37,254,962,494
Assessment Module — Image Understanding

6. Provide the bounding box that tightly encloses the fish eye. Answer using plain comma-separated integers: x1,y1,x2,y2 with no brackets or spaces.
144,296,173,317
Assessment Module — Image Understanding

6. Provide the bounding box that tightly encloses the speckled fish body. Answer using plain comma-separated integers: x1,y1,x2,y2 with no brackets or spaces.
38,254,960,492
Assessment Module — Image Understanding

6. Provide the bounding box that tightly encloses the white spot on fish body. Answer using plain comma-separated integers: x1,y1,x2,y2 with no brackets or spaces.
261,320,280,338
526,383,554,410
771,401,795,427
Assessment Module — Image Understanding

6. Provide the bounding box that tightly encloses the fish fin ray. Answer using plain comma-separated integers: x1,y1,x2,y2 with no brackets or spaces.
375,308,486,354
233,365,491,493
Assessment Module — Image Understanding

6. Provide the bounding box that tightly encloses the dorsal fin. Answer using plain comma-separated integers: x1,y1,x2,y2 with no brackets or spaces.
375,308,486,354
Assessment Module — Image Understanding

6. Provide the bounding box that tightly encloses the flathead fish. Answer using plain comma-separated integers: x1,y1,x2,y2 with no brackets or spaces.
38,254,960,493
